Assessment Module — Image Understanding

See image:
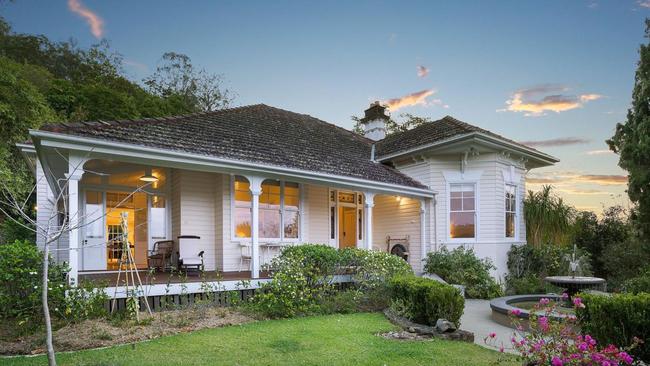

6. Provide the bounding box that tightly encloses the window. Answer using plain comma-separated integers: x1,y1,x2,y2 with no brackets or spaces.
234,177,252,238
233,177,300,240
449,183,476,239
150,195,167,240
85,191,103,238
505,184,516,238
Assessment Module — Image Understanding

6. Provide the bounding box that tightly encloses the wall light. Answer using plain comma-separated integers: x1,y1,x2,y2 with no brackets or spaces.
139,174,159,182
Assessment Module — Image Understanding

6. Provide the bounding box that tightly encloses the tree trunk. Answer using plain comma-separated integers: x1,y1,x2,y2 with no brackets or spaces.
42,242,57,366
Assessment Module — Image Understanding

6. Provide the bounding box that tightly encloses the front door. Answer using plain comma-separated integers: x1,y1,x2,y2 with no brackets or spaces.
81,191,107,270
338,206,357,248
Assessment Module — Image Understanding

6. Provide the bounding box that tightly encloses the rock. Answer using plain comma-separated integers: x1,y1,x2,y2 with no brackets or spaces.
435,319,457,333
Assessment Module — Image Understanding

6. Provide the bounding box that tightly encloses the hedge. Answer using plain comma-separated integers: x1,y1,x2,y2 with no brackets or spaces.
389,275,464,326
577,292,650,362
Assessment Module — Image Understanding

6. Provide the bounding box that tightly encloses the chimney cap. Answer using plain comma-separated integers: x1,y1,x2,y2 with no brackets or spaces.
360,101,389,123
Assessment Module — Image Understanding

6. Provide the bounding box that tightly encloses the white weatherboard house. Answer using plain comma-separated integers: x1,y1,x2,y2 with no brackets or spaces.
18,103,557,298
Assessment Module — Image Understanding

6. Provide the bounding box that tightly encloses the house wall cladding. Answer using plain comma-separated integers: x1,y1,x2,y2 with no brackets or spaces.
35,160,69,264
394,153,527,281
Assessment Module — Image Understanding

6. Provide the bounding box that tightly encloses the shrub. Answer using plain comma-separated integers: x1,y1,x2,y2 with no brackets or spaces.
389,275,464,326
624,267,650,294
59,282,109,322
577,292,650,362
249,244,413,318
486,296,638,365
423,247,503,299
505,243,592,295
0,240,68,324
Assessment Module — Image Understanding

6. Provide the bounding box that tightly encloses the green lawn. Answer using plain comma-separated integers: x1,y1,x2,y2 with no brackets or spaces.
3,313,514,366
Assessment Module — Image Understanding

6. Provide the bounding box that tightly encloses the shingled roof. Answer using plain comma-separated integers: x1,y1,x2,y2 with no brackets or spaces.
375,115,546,159
39,104,427,189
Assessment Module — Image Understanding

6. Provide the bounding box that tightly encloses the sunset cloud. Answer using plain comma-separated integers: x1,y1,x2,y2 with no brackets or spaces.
526,172,627,186
498,84,603,117
383,89,444,112
68,0,104,39
519,137,590,147
417,65,430,78
586,149,613,155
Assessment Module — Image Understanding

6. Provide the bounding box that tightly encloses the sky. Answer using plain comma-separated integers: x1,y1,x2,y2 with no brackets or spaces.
3,0,647,214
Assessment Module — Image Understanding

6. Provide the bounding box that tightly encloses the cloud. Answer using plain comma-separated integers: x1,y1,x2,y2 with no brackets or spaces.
68,0,104,39
557,188,610,195
519,137,590,147
586,149,613,155
417,65,430,78
498,84,603,117
526,172,627,186
577,175,628,185
383,89,442,111
388,33,397,44
639,1,650,8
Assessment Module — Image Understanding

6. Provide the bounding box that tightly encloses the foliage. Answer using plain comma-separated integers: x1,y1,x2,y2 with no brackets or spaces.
578,292,650,362
58,282,109,322
601,235,650,290
524,186,575,246
144,52,233,112
249,244,412,318
505,243,592,295
0,240,68,324
351,112,432,135
607,19,650,240
388,275,465,326
573,206,632,279
423,246,503,299
623,266,650,294
486,295,638,365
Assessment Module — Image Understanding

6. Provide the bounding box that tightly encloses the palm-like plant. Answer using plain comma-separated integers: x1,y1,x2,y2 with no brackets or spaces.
524,186,575,246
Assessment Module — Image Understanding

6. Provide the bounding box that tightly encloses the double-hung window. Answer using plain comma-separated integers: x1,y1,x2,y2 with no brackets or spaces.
505,184,517,239
233,176,300,240
449,183,476,239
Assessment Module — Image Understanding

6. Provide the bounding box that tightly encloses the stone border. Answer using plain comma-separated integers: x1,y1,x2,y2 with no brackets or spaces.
383,309,474,343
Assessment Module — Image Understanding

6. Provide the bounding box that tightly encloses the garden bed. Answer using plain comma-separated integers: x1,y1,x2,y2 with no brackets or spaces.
0,306,254,355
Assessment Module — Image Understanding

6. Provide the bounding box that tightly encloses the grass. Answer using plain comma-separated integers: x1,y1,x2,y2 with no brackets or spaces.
2,313,515,366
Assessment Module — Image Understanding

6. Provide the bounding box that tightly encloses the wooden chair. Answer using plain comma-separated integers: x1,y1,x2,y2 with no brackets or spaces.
148,240,174,271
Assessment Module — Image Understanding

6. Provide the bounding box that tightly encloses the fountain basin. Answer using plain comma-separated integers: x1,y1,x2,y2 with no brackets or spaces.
490,294,570,329
544,276,606,298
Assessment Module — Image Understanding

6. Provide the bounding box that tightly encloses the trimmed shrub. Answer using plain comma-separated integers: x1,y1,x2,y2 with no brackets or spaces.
505,243,592,295
0,240,68,324
389,275,464,326
577,292,650,362
423,247,503,299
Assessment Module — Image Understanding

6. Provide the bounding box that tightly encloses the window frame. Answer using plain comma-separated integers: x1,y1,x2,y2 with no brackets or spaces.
504,183,518,241
447,181,479,243
230,176,302,242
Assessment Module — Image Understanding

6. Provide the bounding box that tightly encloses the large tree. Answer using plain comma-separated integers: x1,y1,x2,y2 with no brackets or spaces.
608,19,650,237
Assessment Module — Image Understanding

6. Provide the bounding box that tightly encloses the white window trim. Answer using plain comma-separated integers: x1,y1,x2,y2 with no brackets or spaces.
501,166,522,242
230,176,302,243
504,183,519,241
443,170,481,244
446,181,479,243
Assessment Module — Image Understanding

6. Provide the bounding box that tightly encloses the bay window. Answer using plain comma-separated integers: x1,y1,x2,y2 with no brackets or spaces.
233,176,300,240
505,184,516,238
449,183,476,239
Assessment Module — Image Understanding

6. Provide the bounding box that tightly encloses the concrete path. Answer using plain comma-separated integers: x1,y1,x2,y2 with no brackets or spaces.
460,299,520,352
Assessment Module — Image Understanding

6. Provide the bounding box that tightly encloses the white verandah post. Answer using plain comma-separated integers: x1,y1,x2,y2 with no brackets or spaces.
420,198,427,267
66,156,85,287
247,176,264,279
363,192,375,250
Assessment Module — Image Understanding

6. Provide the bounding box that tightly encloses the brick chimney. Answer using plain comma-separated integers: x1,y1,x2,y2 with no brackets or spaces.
360,101,389,141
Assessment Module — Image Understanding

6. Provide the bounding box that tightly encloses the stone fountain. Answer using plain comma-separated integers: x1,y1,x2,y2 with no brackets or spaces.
544,244,606,299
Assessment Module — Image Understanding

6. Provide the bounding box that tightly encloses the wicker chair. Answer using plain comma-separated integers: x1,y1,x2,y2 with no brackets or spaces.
148,240,174,271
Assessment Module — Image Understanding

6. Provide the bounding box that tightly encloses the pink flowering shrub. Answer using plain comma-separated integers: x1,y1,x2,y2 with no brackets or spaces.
485,295,639,366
